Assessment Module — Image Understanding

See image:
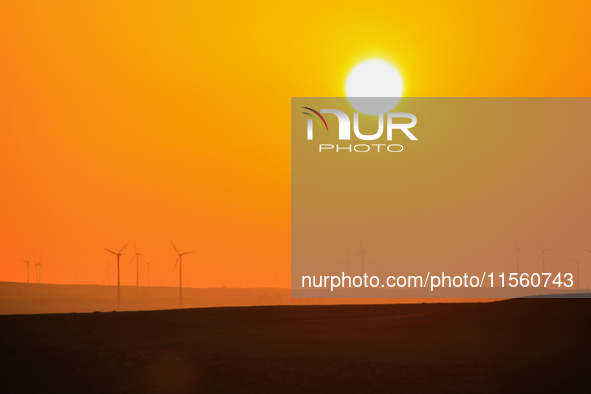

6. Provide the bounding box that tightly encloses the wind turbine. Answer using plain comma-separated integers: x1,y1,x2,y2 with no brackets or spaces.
104,242,129,307
510,240,524,275
129,243,144,287
21,259,31,283
374,254,383,277
145,258,155,287
354,238,370,275
34,261,45,284
339,249,354,276
171,241,194,307
34,251,44,283
571,256,582,291
537,242,552,273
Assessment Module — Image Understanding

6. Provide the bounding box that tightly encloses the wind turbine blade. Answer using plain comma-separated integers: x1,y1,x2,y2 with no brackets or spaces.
182,251,195,255
170,240,180,255
104,248,117,255
173,256,179,272
133,242,137,255
118,242,130,254
128,255,136,265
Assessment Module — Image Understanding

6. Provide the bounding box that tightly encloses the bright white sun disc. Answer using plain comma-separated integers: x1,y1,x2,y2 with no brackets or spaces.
346,59,403,115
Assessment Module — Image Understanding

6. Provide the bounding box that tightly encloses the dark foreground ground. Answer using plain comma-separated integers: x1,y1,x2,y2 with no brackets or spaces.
1,299,590,393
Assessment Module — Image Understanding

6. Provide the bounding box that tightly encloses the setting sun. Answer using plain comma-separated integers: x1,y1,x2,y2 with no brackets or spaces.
346,59,403,114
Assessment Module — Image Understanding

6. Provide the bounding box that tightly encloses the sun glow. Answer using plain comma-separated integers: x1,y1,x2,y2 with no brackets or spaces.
346,59,403,115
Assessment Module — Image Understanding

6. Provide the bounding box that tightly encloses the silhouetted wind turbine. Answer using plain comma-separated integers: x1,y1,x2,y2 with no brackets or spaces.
34,261,45,284
510,240,523,275
537,242,552,273
339,249,354,276
354,238,370,274
104,242,129,307
171,241,194,307
21,259,31,283
571,256,583,291
374,254,383,277
145,258,155,287
129,243,144,287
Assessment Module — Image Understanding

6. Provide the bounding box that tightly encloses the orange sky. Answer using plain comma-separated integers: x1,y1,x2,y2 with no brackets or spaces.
1,1,590,288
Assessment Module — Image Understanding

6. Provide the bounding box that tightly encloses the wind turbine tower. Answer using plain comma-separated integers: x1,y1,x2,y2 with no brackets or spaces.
34,261,45,284
104,242,130,307
537,242,552,273
511,240,524,275
354,238,370,275
571,257,582,291
21,259,31,283
340,249,354,276
171,241,194,307
145,259,155,287
130,243,144,287
374,254,383,277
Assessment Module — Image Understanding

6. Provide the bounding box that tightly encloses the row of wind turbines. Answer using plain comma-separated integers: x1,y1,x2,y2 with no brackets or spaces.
19,258,45,284
511,241,591,290
20,240,193,308
339,240,591,291
103,241,193,307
